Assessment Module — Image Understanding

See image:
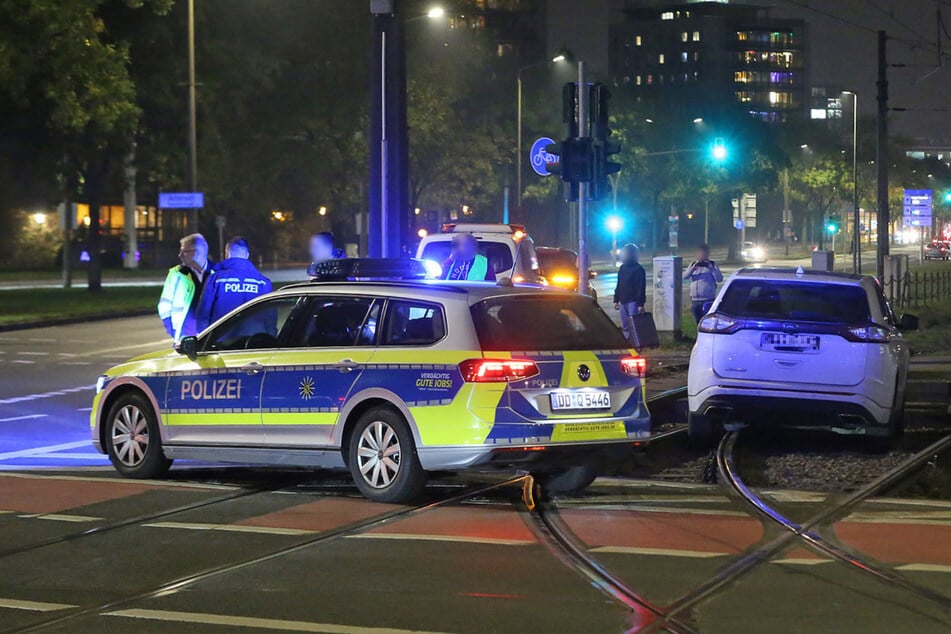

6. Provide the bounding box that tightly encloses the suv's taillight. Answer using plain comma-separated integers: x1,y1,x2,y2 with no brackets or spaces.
459,359,539,382
698,313,738,334
845,325,890,343
621,356,647,378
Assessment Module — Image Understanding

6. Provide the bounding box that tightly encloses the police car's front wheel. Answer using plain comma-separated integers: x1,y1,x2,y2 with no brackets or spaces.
105,393,172,479
348,407,426,504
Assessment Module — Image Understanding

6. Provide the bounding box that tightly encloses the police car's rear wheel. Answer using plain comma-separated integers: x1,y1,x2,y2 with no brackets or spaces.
348,407,426,504
105,393,171,479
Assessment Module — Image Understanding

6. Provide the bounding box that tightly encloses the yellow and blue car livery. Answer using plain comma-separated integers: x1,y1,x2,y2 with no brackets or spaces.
91,280,650,501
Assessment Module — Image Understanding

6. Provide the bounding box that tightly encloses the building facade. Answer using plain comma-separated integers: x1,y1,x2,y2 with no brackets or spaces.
609,2,808,121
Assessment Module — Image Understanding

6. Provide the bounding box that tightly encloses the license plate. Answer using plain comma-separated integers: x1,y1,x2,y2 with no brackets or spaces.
760,332,820,351
550,391,611,411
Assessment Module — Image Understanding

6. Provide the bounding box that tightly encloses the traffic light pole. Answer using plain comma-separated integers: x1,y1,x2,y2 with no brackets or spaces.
576,61,590,296
876,30,889,280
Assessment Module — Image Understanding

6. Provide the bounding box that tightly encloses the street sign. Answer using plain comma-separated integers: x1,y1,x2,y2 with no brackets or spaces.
734,219,745,230
159,192,204,209
902,189,932,227
530,137,558,176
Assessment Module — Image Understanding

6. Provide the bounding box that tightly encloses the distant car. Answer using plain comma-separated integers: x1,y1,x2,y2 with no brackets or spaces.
740,241,767,263
91,259,650,503
924,241,949,261
688,267,918,448
536,246,597,296
417,223,541,283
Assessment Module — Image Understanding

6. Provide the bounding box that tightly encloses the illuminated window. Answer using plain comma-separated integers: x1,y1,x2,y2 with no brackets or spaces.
693,51,700,62
681,51,688,62
693,31,701,42
635,35,642,46
737,31,748,41
659,53,665,64
661,11,674,20
646,74,653,85
636,75,642,85
681,32,688,42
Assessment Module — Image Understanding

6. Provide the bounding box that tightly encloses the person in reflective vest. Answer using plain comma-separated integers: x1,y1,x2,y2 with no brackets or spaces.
157,233,214,343
442,233,495,281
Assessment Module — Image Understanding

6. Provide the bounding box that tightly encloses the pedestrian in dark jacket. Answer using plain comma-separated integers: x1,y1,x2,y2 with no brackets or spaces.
196,237,273,333
614,243,647,346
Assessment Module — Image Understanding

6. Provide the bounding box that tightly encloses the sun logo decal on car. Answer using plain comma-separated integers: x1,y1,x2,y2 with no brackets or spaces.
299,376,316,400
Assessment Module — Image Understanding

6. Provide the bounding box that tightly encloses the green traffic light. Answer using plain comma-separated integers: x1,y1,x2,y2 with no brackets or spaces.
711,137,727,161
826,223,838,234
945,191,951,203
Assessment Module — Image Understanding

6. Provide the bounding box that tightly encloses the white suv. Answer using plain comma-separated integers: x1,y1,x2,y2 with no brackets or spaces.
417,223,541,283
687,268,918,447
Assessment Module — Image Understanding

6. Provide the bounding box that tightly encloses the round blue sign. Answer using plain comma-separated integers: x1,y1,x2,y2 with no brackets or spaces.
530,137,558,176
734,219,745,230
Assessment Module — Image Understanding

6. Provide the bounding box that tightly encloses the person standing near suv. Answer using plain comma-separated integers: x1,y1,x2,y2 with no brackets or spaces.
685,244,723,323
613,244,647,345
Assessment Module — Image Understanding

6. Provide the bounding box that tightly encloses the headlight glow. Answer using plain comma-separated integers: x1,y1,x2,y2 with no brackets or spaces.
96,375,108,394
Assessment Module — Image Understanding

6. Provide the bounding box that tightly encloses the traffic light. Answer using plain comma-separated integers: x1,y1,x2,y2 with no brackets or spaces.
545,138,592,201
944,191,951,203
826,217,839,234
590,83,621,201
711,137,728,162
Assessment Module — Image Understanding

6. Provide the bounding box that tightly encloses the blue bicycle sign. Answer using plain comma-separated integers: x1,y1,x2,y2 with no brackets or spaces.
530,137,558,176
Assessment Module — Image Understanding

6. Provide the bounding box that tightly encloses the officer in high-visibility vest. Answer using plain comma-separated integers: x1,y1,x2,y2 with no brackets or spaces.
157,233,214,343
442,233,495,281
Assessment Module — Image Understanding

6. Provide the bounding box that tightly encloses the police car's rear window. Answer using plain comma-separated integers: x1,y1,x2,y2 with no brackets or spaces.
421,240,513,275
717,280,871,324
471,295,629,351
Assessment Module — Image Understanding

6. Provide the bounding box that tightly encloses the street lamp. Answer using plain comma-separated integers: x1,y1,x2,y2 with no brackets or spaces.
607,215,622,258
843,90,859,272
692,117,704,124
426,6,445,19
516,52,571,212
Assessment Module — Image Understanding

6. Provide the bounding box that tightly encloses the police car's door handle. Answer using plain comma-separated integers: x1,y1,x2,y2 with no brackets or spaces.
333,359,361,373
240,362,263,375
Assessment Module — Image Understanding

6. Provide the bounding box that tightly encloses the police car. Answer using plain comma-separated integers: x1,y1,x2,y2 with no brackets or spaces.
92,259,650,502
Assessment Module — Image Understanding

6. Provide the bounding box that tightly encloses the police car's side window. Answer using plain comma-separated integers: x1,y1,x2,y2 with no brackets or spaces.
204,297,303,352
381,300,446,346
290,297,377,348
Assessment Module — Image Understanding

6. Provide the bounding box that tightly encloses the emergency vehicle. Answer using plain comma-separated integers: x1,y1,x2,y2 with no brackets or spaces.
92,259,650,502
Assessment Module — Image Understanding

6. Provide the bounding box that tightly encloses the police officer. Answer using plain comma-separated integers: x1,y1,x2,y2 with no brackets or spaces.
196,236,273,332
442,233,495,281
685,243,724,323
158,233,214,343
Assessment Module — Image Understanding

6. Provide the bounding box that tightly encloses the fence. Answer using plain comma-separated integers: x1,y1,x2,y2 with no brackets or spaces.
883,269,951,309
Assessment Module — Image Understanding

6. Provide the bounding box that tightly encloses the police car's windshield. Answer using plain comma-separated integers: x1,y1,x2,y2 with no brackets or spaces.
421,240,514,274
717,280,871,324
470,294,629,351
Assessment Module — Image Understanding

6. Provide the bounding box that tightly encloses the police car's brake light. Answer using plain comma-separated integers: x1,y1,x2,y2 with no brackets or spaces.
459,359,539,382
621,357,647,378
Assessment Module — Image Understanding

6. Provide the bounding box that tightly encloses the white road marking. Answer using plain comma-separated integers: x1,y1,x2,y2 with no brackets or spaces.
590,546,728,558
0,384,95,406
96,338,168,355
77,407,93,412
27,338,56,343
0,441,91,461
11,360,34,365
0,598,76,612
61,361,93,366
349,533,534,547
17,352,49,356
0,471,238,490
897,563,951,573
29,453,106,461
105,608,455,633
568,505,747,517
144,521,314,536
0,415,47,423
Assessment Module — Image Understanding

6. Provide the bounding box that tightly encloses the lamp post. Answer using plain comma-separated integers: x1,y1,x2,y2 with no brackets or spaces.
843,90,860,273
516,53,568,214
187,0,198,233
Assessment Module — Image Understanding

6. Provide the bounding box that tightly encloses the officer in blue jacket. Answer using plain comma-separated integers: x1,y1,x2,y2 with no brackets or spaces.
196,236,273,333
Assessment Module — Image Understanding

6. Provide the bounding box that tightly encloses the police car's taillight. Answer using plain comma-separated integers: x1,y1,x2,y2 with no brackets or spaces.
621,357,647,378
459,359,539,382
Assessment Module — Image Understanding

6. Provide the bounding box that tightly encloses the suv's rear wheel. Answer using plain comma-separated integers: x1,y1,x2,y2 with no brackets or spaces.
347,407,426,504
688,411,718,448
104,393,172,478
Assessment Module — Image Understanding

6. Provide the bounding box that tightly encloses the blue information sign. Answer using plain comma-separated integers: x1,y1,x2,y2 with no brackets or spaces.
902,189,932,227
530,137,558,176
159,192,205,209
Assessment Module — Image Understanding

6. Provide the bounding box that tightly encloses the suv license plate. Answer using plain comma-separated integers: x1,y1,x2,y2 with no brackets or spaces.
760,332,820,351
550,391,611,411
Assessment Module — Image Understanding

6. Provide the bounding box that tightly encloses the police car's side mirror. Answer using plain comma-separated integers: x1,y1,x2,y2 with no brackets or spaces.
177,336,198,360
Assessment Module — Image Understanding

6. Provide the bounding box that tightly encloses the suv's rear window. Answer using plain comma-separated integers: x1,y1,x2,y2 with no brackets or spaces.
421,240,513,276
471,294,629,351
718,280,871,324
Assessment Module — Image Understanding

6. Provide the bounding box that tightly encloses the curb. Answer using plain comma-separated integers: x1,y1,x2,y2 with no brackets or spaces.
0,310,155,333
